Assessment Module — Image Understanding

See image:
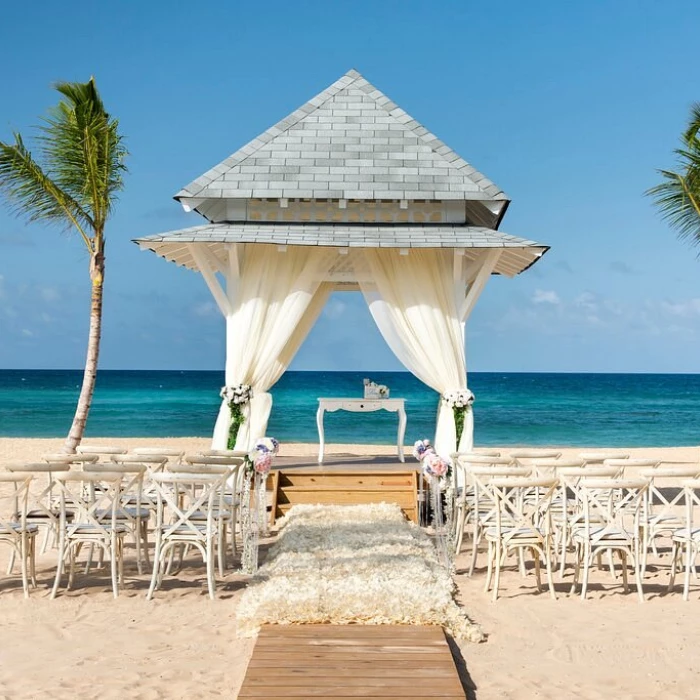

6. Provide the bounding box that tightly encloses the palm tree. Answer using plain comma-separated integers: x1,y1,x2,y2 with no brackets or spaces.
648,103,700,246
0,78,127,452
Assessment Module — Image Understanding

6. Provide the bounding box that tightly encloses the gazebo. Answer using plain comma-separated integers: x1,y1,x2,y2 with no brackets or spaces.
134,69,548,456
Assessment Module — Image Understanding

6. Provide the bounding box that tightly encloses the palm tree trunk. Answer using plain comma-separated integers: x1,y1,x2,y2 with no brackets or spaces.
63,241,105,453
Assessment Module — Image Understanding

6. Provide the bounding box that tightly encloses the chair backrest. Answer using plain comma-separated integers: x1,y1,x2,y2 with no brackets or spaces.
452,448,501,460
196,449,248,458
640,467,700,523
131,447,185,460
0,473,33,534
111,454,167,467
579,451,629,464
77,445,127,455
149,471,228,539
53,472,130,536
489,477,558,543
465,466,531,524
43,453,99,465
456,454,513,467
681,479,700,534
575,478,648,543
510,449,562,461
605,458,660,469
531,458,584,476
183,455,243,468
4,462,71,473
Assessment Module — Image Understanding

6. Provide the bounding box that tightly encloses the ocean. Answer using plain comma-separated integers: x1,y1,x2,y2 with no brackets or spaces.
0,370,698,447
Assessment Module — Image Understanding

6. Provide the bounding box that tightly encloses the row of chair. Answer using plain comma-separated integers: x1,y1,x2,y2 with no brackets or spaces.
449,452,700,602
1,447,249,599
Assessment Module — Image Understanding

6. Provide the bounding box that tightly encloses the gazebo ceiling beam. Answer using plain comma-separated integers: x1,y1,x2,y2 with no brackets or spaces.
187,243,232,317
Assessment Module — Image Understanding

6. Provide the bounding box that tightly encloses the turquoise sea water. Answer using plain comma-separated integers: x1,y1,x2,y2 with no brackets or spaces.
0,370,699,447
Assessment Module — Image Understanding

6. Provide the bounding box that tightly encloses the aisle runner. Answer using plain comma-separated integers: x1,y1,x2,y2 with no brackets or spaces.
236,503,484,642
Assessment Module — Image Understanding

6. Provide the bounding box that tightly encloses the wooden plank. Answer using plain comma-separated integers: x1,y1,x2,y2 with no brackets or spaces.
239,625,466,699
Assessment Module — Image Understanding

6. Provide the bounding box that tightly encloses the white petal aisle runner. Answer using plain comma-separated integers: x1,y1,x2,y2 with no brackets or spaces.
236,503,484,642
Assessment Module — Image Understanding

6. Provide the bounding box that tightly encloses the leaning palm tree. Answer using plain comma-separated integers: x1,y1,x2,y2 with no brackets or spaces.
648,103,700,246
0,78,127,452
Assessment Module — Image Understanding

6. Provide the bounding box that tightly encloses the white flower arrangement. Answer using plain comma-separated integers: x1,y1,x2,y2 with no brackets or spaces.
441,389,474,409
220,383,253,405
236,503,484,643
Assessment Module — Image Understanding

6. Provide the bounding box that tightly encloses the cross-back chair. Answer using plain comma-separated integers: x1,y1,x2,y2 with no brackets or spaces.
484,476,558,601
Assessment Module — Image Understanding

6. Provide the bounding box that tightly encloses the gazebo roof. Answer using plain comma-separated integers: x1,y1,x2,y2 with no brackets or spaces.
176,69,508,210
135,223,546,278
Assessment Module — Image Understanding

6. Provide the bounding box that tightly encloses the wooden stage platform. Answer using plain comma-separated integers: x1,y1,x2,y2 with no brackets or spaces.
238,624,466,699
268,455,423,524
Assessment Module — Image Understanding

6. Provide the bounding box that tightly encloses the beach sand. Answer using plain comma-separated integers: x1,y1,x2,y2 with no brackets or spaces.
1,437,700,699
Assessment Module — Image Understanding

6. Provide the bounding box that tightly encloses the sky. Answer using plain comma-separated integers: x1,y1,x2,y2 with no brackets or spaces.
1,0,700,373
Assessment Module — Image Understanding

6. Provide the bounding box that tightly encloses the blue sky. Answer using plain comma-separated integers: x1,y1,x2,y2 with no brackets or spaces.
1,0,699,373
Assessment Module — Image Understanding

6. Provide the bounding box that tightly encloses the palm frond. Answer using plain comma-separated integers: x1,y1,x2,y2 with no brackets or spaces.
648,104,700,247
39,77,127,232
0,134,93,249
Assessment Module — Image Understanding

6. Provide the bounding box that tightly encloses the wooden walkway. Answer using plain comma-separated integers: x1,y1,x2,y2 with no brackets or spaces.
239,624,466,699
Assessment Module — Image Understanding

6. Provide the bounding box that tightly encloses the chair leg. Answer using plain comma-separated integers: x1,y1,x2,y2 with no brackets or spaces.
668,541,679,593
147,532,165,600
633,545,645,603
111,536,119,599
6,548,15,576
621,551,629,594
581,548,591,600
544,544,557,600
559,525,568,578
135,525,143,576
19,539,29,599
484,541,494,593
492,542,502,603
51,529,67,600
468,526,480,577
206,538,216,601
217,525,226,578
28,536,37,588
683,541,694,601
533,548,542,592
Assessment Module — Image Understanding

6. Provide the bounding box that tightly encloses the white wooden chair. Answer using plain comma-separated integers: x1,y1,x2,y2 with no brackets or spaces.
77,445,127,457
569,478,648,601
456,464,530,574
147,469,230,600
531,458,584,478
4,462,71,559
0,473,37,597
43,453,99,467
484,476,558,601
83,463,149,573
51,471,133,599
668,479,700,600
556,466,621,577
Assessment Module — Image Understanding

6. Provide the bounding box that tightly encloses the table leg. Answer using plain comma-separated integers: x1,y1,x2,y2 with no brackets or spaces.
397,406,406,463
316,406,325,464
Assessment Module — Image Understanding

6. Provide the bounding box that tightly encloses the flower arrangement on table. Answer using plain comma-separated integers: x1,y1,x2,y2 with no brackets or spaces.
220,384,253,450
240,436,280,575
413,438,452,569
441,389,474,447
363,378,390,399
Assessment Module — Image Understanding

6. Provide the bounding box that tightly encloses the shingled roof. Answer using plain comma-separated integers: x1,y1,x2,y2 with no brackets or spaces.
135,223,547,278
176,69,508,205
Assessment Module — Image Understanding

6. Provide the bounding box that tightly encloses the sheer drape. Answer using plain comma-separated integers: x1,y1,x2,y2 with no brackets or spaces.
359,249,471,457
212,246,332,449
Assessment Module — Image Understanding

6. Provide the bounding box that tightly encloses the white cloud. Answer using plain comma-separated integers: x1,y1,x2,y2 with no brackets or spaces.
532,289,561,305
39,287,60,303
21,328,33,337
192,301,217,317
323,299,346,320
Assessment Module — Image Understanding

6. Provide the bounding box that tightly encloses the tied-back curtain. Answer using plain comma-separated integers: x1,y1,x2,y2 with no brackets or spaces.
212,246,333,449
359,248,471,457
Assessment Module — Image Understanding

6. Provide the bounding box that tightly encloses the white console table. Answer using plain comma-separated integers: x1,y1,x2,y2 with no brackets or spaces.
316,398,407,464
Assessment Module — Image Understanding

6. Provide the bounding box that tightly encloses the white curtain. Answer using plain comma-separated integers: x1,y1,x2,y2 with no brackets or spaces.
212,245,333,449
359,249,472,458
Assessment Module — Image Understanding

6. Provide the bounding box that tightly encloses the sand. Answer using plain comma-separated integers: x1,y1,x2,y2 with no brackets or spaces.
1,437,700,699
